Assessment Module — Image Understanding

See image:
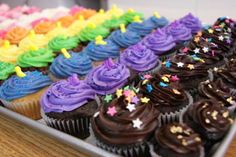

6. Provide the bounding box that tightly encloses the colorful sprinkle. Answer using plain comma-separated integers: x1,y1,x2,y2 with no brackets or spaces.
107,106,117,116
116,89,123,98
104,94,113,103
141,97,150,103
126,103,136,112
159,82,168,87
146,84,153,93
131,96,140,104
165,61,171,68
132,118,143,129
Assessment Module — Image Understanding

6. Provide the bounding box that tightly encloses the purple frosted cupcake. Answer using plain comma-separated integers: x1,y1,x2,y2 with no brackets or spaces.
40,74,98,139
179,13,202,34
141,29,176,60
86,58,130,95
119,43,161,75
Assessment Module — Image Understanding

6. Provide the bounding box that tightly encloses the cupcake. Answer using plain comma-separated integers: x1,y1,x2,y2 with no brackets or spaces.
0,61,15,85
141,29,176,60
179,13,202,34
108,24,142,50
48,35,82,55
41,74,97,139
17,47,55,74
120,8,143,24
86,9,110,25
138,73,192,124
152,123,204,157
213,17,236,39
5,26,29,45
46,22,68,40
49,50,92,82
145,12,169,29
67,15,86,37
86,58,130,95
197,79,236,113
83,36,120,66
34,21,56,34
102,16,125,31
0,68,52,119
119,43,161,74
56,15,75,27
183,99,233,148
73,9,97,20
91,86,159,157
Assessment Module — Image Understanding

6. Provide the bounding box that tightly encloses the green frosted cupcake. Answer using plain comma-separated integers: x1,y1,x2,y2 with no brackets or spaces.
0,61,15,85
120,9,144,24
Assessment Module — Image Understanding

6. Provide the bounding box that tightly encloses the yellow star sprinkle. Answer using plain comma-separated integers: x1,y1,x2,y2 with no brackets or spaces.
128,8,134,13
187,64,195,70
142,79,148,85
141,97,150,103
208,29,213,34
161,76,169,83
116,89,123,98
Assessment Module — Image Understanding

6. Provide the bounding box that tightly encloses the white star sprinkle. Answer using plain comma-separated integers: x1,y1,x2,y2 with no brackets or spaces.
132,118,143,129
177,62,184,67
94,111,100,118
193,48,200,53
202,47,209,53
126,103,136,112
218,35,224,41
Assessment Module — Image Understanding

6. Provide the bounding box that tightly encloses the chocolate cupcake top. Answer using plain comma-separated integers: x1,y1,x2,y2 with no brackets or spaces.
198,79,236,108
138,73,190,113
184,99,233,136
155,123,202,155
213,17,236,38
92,86,159,145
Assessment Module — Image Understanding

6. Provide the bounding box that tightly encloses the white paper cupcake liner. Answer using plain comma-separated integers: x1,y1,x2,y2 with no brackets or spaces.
158,91,193,126
1,98,41,120
41,109,91,139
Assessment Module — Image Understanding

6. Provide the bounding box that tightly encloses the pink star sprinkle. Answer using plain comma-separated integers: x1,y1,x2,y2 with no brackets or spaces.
182,47,189,53
143,74,152,79
171,75,180,82
107,106,117,116
123,90,131,97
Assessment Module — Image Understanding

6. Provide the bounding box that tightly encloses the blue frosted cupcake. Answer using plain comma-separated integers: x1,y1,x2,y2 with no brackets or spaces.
144,12,169,29
49,50,92,81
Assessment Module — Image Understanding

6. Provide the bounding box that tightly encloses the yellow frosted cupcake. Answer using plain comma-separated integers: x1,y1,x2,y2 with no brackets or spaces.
87,9,110,25
67,16,87,37
46,22,68,40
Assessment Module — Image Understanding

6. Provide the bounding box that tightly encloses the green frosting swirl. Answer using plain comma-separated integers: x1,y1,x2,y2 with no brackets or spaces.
17,48,55,68
0,62,15,80
102,17,125,29
48,36,79,52
120,11,144,24
77,26,110,42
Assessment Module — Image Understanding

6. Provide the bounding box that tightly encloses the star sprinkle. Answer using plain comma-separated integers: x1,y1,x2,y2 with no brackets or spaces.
132,87,140,93
131,96,139,104
161,76,169,82
193,48,200,53
218,35,224,41
194,37,200,43
126,103,136,112
207,38,212,42
141,97,150,103
202,47,209,53
165,61,171,68
173,89,181,95
107,106,117,116
182,47,189,53
123,85,130,90
159,82,168,87
187,64,195,70
208,29,214,34
132,118,143,129
143,74,152,79
177,62,184,67
116,89,123,98
94,111,100,118
104,94,112,103
123,90,131,97
171,75,179,82
146,84,153,93
226,97,235,105
142,79,149,85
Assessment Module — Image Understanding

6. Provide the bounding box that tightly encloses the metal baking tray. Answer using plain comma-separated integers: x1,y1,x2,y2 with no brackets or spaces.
0,106,236,157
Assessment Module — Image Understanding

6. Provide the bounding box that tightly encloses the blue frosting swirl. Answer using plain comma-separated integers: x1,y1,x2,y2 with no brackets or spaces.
108,30,141,48
0,71,52,101
50,52,92,78
145,16,169,29
127,21,154,36
83,39,120,61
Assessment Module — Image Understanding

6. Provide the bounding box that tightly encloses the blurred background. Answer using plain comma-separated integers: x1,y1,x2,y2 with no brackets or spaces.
0,0,235,23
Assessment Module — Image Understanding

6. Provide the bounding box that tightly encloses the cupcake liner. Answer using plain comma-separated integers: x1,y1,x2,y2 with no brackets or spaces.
158,91,193,126
1,98,41,120
139,60,162,75
95,138,151,157
41,109,91,139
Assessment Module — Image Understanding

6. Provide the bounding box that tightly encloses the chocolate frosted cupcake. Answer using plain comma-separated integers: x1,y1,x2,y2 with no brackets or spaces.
183,99,233,148
141,29,176,60
41,74,97,139
92,86,159,157
213,17,236,39
119,43,161,75
197,79,236,113
86,58,130,95
138,73,192,124
152,123,204,157
160,54,209,92
179,13,202,34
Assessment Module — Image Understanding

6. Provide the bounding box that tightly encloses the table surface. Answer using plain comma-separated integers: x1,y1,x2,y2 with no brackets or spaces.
0,114,235,157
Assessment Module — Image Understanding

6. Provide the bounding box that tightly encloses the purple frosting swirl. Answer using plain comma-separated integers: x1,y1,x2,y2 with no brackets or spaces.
141,29,176,55
41,74,96,113
164,21,192,42
119,43,159,72
179,13,202,33
86,58,130,95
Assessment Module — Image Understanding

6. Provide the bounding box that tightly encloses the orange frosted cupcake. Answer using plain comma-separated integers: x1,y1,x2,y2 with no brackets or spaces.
57,15,75,27
5,27,29,45
34,21,56,34
74,9,97,20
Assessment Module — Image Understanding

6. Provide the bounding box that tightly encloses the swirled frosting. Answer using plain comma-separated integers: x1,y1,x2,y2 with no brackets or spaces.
67,20,86,36
41,74,96,113
48,36,78,52
164,21,192,42
74,9,97,19
34,21,56,34
119,43,158,72
50,52,92,78
92,86,159,145
57,15,75,27
0,45,24,63
5,27,29,44
0,71,52,101
141,29,176,55
155,123,202,157
86,58,130,95
0,61,15,80
102,17,125,29
83,39,120,61
184,99,232,140
127,21,154,36
120,11,143,24
145,16,168,29
17,48,54,68
108,30,141,48
46,25,68,40
179,13,202,34
19,34,49,51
